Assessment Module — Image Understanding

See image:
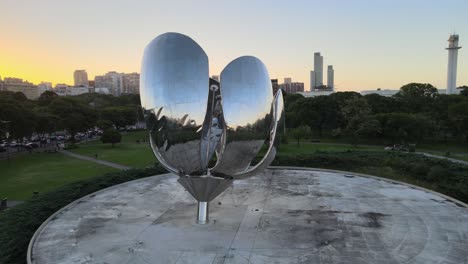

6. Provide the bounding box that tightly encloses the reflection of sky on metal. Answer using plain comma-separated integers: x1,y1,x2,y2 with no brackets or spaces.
220,56,273,130
140,33,208,125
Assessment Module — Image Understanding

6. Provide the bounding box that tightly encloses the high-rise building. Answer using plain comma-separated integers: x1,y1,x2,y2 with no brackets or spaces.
278,78,304,94
311,52,323,89
95,71,123,96
74,70,89,87
271,79,279,94
327,65,334,91
122,73,140,94
2,78,39,99
446,34,461,95
310,71,315,92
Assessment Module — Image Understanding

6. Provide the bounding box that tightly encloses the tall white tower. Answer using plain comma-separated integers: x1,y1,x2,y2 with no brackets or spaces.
327,65,334,91
446,34,461,94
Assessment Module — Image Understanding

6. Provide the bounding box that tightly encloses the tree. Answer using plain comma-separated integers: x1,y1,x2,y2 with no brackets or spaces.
13,92,28,101
286,96,339,137
329,91,362,104
38,91,58,106
0,97,36,139
394,83,438,113
376,113,434,144
289,125,311,146
341,97,381,145
101,106,136,130
48,97,97,140
284,93,304,112
448,102,468,143
35,112,59,135
101,128,122,147
395,83,438,98
363,94,401,114
458,86,468,96
96,119,114,130
428,94,465,142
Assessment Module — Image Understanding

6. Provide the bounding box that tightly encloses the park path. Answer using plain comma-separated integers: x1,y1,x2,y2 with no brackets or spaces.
306,142,468,166
59,150,131,170
417,152,468,166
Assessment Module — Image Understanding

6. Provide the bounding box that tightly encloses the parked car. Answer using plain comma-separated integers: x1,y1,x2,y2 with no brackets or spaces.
26,142,40,149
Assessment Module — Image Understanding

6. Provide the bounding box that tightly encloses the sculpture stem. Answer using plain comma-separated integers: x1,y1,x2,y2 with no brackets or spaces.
197,201,209,224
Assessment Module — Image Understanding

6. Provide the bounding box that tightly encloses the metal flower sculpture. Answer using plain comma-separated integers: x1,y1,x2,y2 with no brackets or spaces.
140,32,284,224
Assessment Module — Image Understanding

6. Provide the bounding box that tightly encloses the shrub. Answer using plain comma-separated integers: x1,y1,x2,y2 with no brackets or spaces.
426,166,449,181
411,162,430,177
101,128,122,147
64,143,79,150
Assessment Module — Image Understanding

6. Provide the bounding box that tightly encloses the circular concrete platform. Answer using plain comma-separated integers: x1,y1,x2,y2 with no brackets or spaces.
29,168,468,264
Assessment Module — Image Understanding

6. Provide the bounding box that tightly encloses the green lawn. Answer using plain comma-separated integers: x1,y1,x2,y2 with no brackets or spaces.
278,142,381,155
287,139,468,162
71,130,155,168
415,143,468,161
0,153,117,200
71,131,468,166
3,131,465,200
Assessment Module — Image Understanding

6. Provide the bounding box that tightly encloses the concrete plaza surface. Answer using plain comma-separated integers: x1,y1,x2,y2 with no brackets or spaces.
29,168,468,264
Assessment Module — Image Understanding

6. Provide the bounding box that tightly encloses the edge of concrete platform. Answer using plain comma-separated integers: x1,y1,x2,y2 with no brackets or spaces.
27,166,468,264
270,166,468,208
27,173,174,264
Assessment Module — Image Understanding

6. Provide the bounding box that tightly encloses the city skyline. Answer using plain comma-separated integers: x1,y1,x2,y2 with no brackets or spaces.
1,0,467,91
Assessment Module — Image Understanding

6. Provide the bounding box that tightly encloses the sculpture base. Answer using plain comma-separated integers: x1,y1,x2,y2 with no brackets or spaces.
197,201,209,224
28,168,468,264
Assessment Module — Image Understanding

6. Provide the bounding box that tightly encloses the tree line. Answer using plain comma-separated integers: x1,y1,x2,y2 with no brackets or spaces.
285,84,468,145
0,91,142,140
1,83,467,146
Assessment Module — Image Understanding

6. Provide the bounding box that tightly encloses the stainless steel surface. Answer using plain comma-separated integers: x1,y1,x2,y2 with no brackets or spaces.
141,32,209,175
231,91,284,180
212,56,275,178
200,78,224,169
140,33,283,222
177,176,233,202
197,201,209,224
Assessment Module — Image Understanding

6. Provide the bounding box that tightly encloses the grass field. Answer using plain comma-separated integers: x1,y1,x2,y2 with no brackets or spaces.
2,130,465,200
71,131,468,166
71,130,155,168
278,142,381,154
313,137,468,161
0,153,116,200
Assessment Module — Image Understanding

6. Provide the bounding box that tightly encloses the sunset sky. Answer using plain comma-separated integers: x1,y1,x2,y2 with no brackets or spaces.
1,0,467,91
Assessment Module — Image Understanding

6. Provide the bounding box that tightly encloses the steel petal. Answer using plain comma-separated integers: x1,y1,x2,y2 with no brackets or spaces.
140,32,209,175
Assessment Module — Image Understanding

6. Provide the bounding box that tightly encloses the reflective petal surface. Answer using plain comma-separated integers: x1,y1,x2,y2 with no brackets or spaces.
212,56,274,177
140,32,209,175
234,91,284,179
